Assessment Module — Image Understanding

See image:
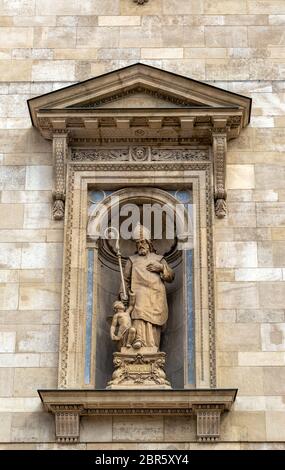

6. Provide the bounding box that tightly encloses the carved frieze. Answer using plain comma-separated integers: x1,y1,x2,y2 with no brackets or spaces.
71,149,129,161
71,147,209,162
151,148,209,161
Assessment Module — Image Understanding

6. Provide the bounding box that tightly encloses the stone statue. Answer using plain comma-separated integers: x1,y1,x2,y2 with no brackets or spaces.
119,223,174,351
107,223,174,389
110,293,136,350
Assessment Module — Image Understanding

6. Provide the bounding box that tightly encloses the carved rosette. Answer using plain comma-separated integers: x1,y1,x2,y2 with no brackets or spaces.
107,352,171,389
212,131,227,218
52,132,68,220
134,0,148,4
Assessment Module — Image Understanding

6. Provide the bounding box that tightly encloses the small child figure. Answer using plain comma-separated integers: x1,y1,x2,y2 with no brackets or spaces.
110,291,136,350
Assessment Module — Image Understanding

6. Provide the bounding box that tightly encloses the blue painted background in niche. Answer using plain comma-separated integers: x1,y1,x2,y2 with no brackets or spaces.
85,190,115,385
85,189,195,387
168,189,195,386
85,248,94,385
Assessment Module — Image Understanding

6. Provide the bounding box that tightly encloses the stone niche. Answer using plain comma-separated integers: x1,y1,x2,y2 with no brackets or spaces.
28,63,251,442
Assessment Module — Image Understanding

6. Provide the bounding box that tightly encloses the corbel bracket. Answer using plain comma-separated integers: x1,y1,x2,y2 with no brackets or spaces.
52,130,68,220
212,124,228,218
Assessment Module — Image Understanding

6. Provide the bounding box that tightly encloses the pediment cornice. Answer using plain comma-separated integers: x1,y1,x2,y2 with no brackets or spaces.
28,63,251,143
27,64,252,220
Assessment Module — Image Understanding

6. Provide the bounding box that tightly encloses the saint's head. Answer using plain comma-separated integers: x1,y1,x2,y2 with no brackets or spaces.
133,223,156,256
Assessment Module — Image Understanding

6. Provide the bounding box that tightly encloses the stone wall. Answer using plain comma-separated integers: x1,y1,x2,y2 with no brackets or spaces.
0,0,285,449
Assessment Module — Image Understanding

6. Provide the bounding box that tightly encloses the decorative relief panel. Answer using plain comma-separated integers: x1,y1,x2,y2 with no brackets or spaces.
71,147,209,162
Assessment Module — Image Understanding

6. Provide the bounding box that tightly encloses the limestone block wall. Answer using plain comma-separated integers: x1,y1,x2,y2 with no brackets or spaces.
0,0,285,449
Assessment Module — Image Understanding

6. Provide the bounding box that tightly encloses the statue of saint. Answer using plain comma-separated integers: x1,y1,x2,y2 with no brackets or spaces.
118,224,174,350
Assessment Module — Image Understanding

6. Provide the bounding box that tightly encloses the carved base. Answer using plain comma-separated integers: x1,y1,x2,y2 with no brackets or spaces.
107,351,172,389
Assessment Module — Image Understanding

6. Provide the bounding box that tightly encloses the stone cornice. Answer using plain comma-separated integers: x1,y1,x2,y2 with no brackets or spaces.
36,107,243,141
38,389,237,443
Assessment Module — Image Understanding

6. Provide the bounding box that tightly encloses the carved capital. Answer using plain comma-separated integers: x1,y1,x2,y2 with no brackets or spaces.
52,132,68,220
212,131,227,218
193,404,224,441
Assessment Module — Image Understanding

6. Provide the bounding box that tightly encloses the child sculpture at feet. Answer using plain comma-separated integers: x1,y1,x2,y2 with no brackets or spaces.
110,291,136,350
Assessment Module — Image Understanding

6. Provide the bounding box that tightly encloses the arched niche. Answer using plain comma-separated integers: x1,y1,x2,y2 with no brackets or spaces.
86,187,194,389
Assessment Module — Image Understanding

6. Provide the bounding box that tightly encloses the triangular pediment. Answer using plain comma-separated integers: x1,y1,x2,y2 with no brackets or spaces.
28,63,251,128
67,87,204,109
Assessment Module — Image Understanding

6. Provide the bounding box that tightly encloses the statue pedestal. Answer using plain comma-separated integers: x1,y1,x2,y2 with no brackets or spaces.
107,350,172,389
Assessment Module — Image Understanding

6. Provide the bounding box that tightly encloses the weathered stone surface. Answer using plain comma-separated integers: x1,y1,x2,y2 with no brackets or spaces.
217,282,259,308
218,323,261,351
11,412,54,442
13,368,57,397
205,27,248,48
227,165,255,189
0,310,59,325
263,367,285,395
0,369,14,397
0,284,19,310
163,0,203,14
238,352,285,366
33,27,76,49
0,166,25,190
113,417,164,442
0,413,11,442
25,166,53,191
221,411,266,441
0,332,16,353
257,203,285,227
0,354,40,368
32,60,75,81
0,204,23,228
225,202,257,227
237,309,284,323
261,323,285,351
265,412,285,441
259,282,285,308
16,325,59,352
142,48,183,59
218,366,264,395
23,203,53,228
216,242,257,268
0,61,31,81
21,243,62,269
80,417,112,442
78,27,119,48
164,416,196,441
235,268,282,281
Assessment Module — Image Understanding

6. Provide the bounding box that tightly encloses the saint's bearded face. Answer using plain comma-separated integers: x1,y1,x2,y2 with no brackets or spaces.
137,240,150,256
